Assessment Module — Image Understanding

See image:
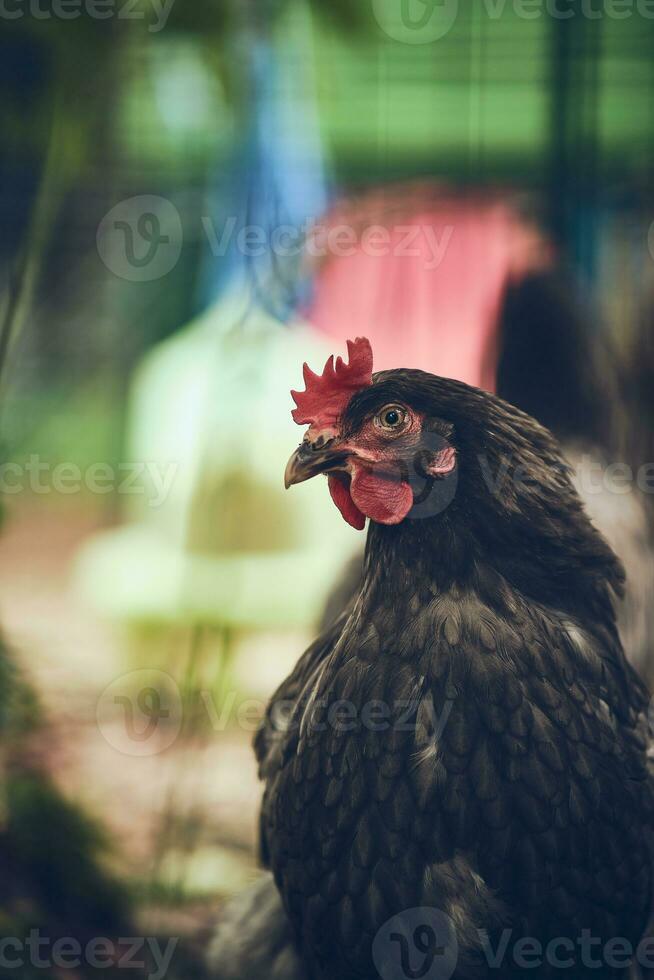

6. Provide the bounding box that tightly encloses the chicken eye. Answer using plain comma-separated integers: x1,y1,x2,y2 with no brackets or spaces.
375,405,407,430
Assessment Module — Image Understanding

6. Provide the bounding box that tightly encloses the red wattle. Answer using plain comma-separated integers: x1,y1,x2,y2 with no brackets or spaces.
328,474,366,530
350,467,414,526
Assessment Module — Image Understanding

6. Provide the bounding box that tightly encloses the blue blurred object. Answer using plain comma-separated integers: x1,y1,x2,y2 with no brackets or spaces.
197,3,328,320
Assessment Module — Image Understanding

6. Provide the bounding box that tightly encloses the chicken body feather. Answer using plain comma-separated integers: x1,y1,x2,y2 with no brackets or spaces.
256,370,654,980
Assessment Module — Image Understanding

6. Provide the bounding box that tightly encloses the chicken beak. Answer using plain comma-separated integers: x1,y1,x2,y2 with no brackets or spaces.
284,440,349,489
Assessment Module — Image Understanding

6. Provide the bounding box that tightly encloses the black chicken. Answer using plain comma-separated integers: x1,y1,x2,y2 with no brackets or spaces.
213,337,654,980
322,271,654,675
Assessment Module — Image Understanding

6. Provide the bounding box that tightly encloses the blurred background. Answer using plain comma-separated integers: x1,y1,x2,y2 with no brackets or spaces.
1,0,654,972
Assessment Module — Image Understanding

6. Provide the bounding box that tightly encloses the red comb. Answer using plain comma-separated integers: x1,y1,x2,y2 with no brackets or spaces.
291,337,373,436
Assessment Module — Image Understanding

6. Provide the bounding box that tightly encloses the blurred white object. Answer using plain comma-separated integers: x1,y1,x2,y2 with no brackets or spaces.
74,288,359,630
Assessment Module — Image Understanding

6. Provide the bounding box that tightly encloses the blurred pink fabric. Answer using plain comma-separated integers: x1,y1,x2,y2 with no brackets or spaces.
305,186,551,392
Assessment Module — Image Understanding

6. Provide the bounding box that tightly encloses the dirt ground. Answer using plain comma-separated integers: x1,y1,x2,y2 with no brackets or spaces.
0,500,311,938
